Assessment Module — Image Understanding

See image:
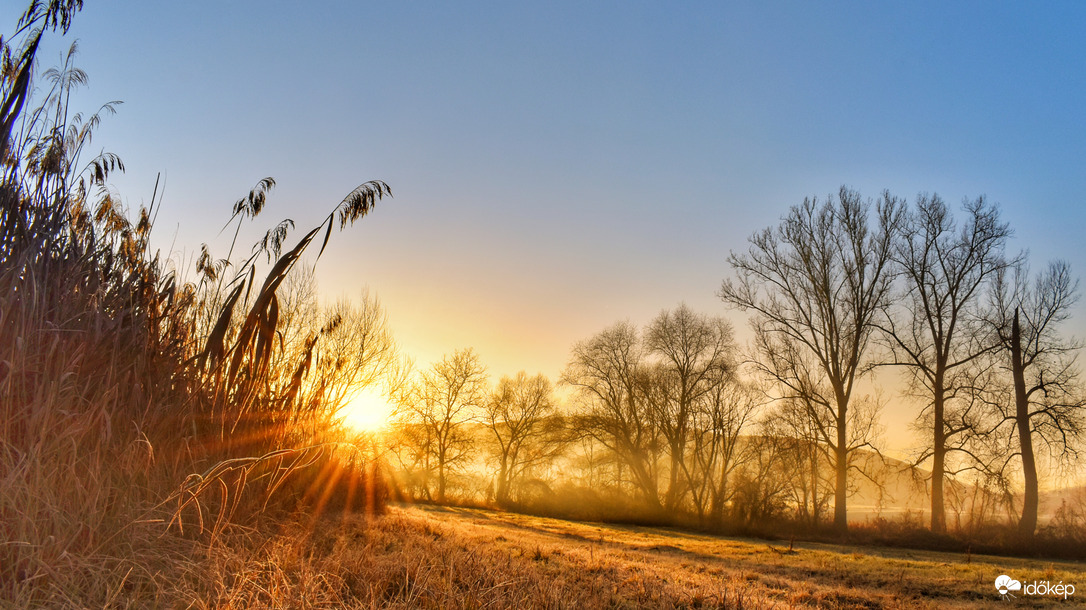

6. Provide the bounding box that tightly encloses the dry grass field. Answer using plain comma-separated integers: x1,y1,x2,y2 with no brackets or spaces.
184,505,1085,609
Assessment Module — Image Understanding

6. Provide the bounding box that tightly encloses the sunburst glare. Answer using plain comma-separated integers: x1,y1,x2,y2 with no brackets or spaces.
341,386,394,432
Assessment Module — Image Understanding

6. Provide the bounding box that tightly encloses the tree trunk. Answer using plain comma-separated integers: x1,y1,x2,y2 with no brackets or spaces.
496,455,510,505
930,445,946,534
665,440,683,512
437,460,446,503
1012,308,1039,538
810,447,820,527
931,379,947,534
710,470,727,524
423,452,433,501
834,423,848,534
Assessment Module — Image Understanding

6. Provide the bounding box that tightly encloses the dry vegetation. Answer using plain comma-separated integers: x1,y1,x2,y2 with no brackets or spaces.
145,504,1086,609
1,3,391,606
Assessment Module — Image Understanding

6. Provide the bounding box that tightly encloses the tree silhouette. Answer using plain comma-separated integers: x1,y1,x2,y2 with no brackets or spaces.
563,322,662,509
396,348,488,503
721,187,901,534
644,304,736,513
989,260,1084,537
880,195,1012,534
484,371,558,505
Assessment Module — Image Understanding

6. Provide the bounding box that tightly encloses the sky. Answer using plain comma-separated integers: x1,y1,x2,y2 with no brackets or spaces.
7,1,1086,456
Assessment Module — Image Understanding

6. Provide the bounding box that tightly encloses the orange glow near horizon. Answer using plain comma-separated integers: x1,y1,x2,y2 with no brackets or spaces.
341,386,394,433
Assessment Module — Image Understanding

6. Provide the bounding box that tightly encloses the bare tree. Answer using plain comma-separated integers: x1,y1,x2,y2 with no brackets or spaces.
694,377,760,524
644,304,736,512
721,187,901,533
315,290,398,422
989,260,1085,537
730,430,794,526
563,322,662,509
386,416,436,500
881,195,1012,533
566,432,623,494
394,348,488,502
484,371,558,505
766,397,835,527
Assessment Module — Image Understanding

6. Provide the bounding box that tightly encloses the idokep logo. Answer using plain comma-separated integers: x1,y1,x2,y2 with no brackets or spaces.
995,575,1021,598
995,574,1076,600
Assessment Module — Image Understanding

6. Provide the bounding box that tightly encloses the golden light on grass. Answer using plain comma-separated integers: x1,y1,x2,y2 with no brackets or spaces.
341,386,394,432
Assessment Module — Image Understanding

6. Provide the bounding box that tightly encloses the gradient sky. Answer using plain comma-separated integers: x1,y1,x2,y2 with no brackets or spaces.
9,1,1086,456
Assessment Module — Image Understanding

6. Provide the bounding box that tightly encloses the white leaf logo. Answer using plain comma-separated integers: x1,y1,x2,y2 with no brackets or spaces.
995,575,1022,595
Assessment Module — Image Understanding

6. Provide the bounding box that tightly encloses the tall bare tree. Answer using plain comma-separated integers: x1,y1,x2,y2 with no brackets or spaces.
880,195,1012,533
721,187,901,533
563,322,662,509
989,260,1084,537
644,304,736,512
484,371,557,505
395,348,488,502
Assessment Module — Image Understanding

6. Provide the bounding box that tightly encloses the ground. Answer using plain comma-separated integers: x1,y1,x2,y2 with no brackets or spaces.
199,504,1086,609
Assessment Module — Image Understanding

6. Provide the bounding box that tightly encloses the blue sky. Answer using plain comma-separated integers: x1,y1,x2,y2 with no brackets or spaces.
8,1,1086,453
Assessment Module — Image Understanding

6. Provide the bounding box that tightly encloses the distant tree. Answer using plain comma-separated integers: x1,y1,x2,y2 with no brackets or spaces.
693,377,760,524
644,304,736,512
395,348,488,503
880,195,1012,534
276,264,321,354
563,322,662,509
760,360,885,525
566,432,621,493
989,260,1085,537
766,397,835,527
721,187,902,534
306,291,398,428
386,416,436,500
730,428,794,526
484,371,558,505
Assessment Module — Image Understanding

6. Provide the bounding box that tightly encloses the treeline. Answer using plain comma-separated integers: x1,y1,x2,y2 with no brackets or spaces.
387,188,1085,543
382,310,884,531
723,188,1083,539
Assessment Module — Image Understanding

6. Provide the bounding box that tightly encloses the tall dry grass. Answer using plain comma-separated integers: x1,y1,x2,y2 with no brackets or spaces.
1,3,393,606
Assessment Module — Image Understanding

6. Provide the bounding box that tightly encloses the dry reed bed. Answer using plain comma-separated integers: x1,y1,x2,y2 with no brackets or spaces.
2,7,393,604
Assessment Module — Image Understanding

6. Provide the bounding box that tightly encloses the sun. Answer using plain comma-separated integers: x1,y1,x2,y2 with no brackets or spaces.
340,386,394,433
